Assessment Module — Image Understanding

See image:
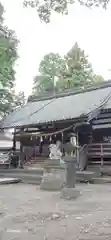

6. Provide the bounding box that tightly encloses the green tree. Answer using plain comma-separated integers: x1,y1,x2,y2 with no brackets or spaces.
57,42,94,90
93,74,104,83
33,53,65,95
0,90,26,117
24,0,109,22
13,91,26,109
33,75,51,95
32,42,104,95
0,90,13,117
0,3,18,117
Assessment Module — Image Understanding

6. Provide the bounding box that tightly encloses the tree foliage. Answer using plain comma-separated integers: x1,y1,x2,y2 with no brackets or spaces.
57,42,93,90
0,3,21,117
33,75,53,95
32,42,104,95
12,91,26,109
33,53,65,94
92,74,104,83
24,0,110,22
0,90,26,117
0,90,13,117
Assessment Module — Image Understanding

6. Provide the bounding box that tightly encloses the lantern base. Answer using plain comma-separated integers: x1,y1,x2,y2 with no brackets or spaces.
60,187,80,200
40,166,65,191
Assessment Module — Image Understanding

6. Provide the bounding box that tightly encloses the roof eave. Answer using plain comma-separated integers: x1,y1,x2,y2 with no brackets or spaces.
1,115,87,129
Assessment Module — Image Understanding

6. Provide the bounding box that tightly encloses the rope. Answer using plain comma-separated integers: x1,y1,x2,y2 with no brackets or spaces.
15,123,76,137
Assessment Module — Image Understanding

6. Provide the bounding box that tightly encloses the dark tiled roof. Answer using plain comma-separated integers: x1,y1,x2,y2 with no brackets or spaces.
103,98,111,109
1,81,111,129
1,99,52,128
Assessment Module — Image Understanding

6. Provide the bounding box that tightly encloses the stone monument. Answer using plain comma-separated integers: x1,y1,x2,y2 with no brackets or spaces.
40,141,65,191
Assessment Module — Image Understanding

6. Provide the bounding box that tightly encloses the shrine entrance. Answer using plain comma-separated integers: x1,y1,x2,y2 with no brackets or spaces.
14,122,79,168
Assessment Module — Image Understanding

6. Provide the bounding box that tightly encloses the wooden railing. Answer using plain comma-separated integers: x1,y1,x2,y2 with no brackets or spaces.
88,143,111,166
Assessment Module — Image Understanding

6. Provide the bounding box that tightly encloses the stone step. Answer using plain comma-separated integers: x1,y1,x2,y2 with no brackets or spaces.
25,160,43,164
0,173,42,185
22,179,41,184
100,166,111,176
0,168,103,185
0,168,43,175
0,177,21,185
93,176,111,184
76,170,101,182
0,172,42,178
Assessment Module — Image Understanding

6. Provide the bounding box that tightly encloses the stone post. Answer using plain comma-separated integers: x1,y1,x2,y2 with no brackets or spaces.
60,156,80,199
40,158,65,191
65,157,76,188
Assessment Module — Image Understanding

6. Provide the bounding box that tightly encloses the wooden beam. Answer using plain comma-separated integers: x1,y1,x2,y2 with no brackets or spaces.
93,118,111,124
93,124,111,129
96,112,111,119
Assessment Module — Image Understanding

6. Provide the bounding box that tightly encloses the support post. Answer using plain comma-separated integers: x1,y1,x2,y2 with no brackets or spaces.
101,144,104,167
76,132,80,167
19,128,24,169
13,128,16,150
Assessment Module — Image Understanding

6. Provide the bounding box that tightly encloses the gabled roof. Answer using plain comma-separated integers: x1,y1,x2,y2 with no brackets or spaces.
1,81,111,129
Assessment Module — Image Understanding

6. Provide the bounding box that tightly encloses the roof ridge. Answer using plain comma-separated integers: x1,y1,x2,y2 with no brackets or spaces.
28,80,111,103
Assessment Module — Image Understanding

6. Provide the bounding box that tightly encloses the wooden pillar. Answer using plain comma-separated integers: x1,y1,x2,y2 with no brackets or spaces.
19,128,24,168
39,141,43,155
76,132,80,167
101,143,104,167
13,128,16,150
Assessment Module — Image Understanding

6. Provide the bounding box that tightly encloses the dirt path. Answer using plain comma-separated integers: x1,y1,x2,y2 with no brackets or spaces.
0,183,111,239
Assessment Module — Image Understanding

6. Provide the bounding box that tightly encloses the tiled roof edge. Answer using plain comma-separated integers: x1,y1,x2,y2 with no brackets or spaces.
28,80,111,103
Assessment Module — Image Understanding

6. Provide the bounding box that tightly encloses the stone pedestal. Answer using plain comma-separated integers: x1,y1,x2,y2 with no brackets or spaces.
64,156,76,188
60,156,80,199
65,157,76,188
61,187,80,199
40,159,65,191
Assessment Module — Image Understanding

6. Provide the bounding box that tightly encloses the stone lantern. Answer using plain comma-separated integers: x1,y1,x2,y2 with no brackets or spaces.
60,135,80,199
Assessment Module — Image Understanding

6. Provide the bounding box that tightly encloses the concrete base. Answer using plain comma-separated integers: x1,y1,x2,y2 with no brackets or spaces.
93,176,111,184
100,167,111,176
40,169,65,191
76,171,98,182
60,187,80,199
0,169,42,185
0,177,21,184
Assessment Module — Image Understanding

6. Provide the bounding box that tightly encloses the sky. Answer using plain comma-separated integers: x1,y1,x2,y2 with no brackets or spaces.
1,0,111,96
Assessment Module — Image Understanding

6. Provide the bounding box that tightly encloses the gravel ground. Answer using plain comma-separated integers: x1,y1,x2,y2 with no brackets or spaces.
0,183,111,239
